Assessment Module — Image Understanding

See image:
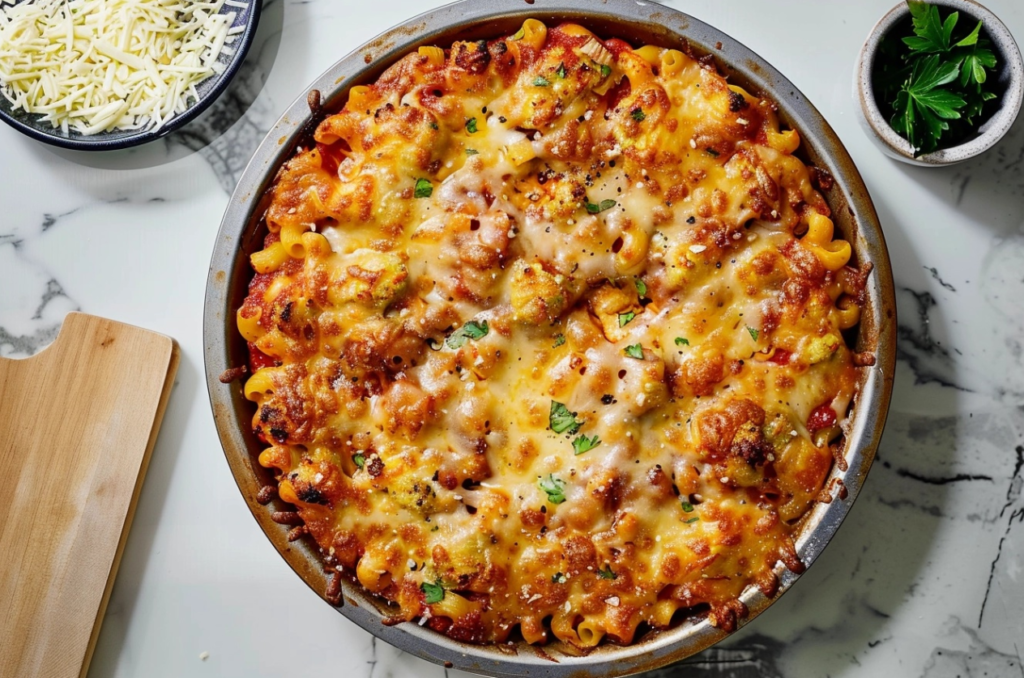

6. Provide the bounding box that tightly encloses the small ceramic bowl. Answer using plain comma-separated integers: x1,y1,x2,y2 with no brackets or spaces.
855,0,1023,166
0,1,261,151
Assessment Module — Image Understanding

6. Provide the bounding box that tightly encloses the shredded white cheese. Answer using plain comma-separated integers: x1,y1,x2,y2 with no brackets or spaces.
0,0,236,135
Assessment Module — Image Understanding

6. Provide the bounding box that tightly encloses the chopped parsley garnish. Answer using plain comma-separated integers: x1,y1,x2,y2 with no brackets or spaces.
421,580,445,604
549,401,582,435
618,311,636,327
556,62,567,79
624,343,644,360
533,76,551,87
353,453,365,469
600,64,612,78
572,434,601,455
631,108,646,122
598,565,617,580
681,501,694,513
634,278,647,298
429,122,439,130
585,198,617,214
465,117,478,134
552,572,567,584
553,333,566,348
465,148,479,155
685,516,700,524
539,474,567,504
675,337,690,346
747,326,759,342
414,178,433,199
446,320,489,349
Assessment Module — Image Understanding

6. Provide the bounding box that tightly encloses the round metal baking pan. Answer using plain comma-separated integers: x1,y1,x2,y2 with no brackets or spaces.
204,1,897,676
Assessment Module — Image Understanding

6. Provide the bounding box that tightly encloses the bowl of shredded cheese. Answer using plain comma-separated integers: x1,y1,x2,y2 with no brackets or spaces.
0,0,260,150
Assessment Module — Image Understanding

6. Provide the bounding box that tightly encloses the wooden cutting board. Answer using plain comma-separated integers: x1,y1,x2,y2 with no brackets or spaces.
0,312,179,678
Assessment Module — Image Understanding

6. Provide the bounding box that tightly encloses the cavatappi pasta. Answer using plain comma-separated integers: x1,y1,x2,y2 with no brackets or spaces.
238,21,871,647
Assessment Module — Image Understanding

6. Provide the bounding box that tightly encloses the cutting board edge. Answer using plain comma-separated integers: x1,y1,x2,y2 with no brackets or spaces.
78,337,180,678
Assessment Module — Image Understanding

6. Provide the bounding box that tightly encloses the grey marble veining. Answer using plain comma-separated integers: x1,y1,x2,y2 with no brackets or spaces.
0,214,79,357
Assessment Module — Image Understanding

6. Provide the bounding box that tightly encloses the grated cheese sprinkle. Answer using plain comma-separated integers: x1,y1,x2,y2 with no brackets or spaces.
0,0,236,135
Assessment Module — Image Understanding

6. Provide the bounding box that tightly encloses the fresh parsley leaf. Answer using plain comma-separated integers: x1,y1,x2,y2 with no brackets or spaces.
549,401,582,435
747,326,760,342
465,117,478,134
954,19,982,48
624,343,644,360
598,565,617,580
960,43,997,87
675,337,689,346
552,572,567,584
421,580,445,604
553,333,566,348
353,453,365,469
600,64,612,78
539,474,567,504
904,1,956,53
891,54,966,153
685,516,700,524
634,278,647,298
533,76,551,87
572,434,601,455
446,320,489,349
964,89,998,125
601,199,617,211
465,148,479,155
556,62,567,79
618,311,635,327
681,501,694,513
631,108,645,122
414,178,433,199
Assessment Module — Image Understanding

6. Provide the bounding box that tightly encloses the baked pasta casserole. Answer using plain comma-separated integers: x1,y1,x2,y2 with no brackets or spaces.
237,20,872,648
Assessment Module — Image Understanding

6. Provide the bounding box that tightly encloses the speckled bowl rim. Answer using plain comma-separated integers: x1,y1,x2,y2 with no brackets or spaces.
0,1,262,151
855,0,1024,165
203,1,898,676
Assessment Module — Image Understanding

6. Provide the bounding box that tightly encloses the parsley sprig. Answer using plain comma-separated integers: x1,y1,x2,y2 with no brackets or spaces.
874,1,999,155
572,434,601,455
549,401,582,435
539,474,567,504
585,198,617,214
446,320,489,349
421,580,445,604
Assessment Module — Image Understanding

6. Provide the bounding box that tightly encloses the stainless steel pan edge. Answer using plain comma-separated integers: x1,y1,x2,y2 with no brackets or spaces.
204,1,897,676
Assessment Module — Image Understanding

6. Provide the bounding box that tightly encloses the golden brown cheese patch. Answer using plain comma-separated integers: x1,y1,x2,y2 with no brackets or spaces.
239,20,867,648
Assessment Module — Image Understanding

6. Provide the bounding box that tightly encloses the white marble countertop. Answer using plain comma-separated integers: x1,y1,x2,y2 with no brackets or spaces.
2,0,1022,676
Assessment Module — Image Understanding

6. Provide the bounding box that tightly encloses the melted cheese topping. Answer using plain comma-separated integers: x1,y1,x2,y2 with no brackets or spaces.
0,0,242,135
238,22,866,648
